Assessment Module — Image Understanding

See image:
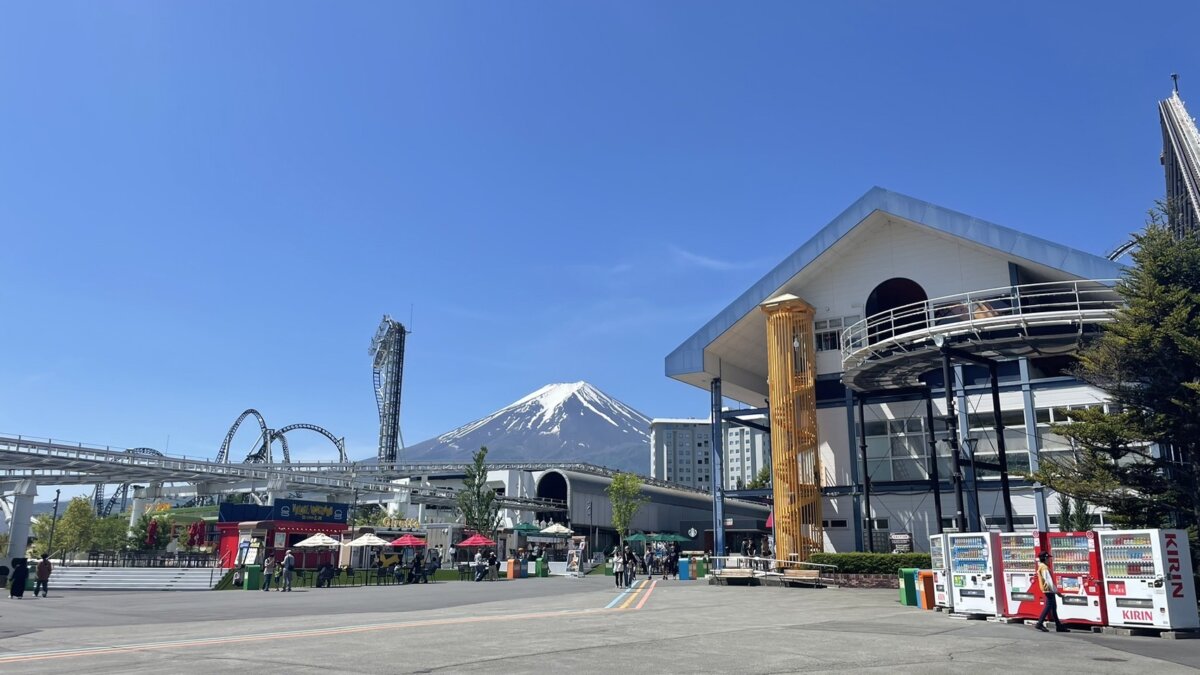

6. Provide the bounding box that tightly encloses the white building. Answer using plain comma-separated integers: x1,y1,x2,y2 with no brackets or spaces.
666,187,1126,553
650,417,770,491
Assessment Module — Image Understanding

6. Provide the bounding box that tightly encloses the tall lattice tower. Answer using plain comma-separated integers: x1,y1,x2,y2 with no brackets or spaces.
1160,82,1200,237
761,294,823,564
369,315,408,463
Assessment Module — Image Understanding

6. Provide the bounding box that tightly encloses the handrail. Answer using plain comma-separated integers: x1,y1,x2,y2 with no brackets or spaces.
710,555,838,572
840,279,1123,371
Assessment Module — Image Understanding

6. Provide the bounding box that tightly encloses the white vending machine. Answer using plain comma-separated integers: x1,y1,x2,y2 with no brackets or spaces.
929,533,953,610
1099,529,1199,630
947,532,1003,616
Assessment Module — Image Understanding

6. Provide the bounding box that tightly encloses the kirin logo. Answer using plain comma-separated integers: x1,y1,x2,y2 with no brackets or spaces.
1166,532,1184,599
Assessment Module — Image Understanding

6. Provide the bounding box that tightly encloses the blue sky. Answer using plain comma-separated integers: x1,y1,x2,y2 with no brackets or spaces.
2,2,1197,469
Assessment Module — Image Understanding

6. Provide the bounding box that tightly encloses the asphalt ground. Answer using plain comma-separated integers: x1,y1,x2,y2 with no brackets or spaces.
1,576,1198,674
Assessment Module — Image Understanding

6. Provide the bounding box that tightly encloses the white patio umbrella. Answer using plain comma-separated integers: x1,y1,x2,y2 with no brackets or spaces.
293,532,342,568
294,533,341,547
540,523,573,536
347,533,391,547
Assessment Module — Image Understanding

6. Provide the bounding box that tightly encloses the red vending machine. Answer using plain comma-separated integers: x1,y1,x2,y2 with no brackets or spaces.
1100,529,1199,630
1045,531,1106,626
998,532,1045,619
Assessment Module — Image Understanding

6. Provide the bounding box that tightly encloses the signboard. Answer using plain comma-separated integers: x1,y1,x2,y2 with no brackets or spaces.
274,499,348,524
889,532,913,553
273,532,287,549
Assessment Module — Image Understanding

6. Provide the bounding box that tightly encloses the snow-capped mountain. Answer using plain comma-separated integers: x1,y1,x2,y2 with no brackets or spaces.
402,382,651,472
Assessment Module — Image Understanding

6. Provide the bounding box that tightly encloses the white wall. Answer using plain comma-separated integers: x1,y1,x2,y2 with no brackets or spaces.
789,218,1014,377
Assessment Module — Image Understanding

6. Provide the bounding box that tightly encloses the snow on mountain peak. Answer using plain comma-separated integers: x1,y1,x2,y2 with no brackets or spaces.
404,381,652,472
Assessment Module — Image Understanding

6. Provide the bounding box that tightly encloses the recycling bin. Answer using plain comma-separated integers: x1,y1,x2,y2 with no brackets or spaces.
898,567,919,606
678,558,691,581
694,558,708,578
604,560,613,576
243,564,263,591
536,559,549,578
917,570,936,609
507,559,519,579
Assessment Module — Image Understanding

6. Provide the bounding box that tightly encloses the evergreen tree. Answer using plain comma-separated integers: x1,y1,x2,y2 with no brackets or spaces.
455,446,502,537
746,466,773,489
1032,219,1200,528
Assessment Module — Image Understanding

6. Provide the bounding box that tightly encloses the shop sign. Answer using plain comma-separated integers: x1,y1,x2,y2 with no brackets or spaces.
274,499,348,524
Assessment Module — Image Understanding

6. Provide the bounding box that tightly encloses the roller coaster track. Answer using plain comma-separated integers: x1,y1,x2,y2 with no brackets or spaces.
214,410,344,465
91,447,164,516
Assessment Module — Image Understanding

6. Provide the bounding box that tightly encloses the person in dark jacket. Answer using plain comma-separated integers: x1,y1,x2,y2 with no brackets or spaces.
35,554,52,598
9,558,29,599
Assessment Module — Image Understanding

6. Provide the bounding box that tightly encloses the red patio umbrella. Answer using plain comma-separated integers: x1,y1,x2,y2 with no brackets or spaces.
458,533,496,547
389,534,427,547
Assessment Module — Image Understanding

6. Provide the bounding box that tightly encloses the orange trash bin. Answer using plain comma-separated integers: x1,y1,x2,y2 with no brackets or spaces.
917,570,936,609
507,559,519,579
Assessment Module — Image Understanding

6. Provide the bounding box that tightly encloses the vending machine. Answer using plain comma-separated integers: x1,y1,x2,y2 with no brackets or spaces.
929,534,953,610
947,532,1003,616
998,532,1044,619
1099,529,1199,630
1045,531,1106,626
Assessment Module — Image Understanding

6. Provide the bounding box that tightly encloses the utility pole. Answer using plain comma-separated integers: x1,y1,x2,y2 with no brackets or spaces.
47,488,61,559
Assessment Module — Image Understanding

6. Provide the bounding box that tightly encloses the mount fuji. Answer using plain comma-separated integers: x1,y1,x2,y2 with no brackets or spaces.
402,382,651,473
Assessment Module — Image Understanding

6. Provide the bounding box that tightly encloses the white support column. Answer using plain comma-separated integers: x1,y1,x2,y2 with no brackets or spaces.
129,482,162,528
6,480,37,563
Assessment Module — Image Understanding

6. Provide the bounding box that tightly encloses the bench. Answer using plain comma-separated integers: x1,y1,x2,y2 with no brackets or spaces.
780,569,825,587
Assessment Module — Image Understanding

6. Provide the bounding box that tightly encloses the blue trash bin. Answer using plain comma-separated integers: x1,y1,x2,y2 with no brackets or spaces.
678,558,692,581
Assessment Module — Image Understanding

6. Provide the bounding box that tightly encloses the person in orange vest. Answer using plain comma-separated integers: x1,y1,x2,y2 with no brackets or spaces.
1034,551,1069,633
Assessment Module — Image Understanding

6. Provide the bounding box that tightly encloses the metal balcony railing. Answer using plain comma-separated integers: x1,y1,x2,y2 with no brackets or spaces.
840,279,1123,372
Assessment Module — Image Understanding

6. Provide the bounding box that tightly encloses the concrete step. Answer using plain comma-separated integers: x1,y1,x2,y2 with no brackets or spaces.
46,567,220,591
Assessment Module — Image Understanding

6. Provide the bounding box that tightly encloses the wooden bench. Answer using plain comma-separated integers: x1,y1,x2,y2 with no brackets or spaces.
779,568,826,587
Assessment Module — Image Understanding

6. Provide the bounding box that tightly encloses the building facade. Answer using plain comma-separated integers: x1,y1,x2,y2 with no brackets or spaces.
666,187,1126,554
650,418,770,491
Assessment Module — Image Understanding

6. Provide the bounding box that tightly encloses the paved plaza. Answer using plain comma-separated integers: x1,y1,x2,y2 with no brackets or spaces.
0,577,1197,673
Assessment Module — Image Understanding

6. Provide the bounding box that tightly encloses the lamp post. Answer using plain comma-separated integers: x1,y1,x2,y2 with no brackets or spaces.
47,488,61,559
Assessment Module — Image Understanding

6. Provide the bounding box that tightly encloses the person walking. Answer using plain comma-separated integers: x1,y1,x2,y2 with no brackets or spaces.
1034,551,1069,633
624,546,637,588
611,546,625,588
281,550,295,592
473,550,486,582
9,558,29,599
262,556,275,591
34,554,52,598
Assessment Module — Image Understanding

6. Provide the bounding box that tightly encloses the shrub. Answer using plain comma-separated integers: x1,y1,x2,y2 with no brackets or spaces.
808,552,932,575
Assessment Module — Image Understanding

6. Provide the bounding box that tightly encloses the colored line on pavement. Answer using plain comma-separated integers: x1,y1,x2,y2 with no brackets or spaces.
0,607,609,665
617,580,651,610
604,579,645,609
633,580,658,610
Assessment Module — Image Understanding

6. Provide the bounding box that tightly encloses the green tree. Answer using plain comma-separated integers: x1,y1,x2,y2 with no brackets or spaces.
606,472,649,544
54,497,97,560
1056,492,1093,532
92,515,131,551
1031,218,1200,528
455,446,501,537
28,514,55,557
747,466,773,489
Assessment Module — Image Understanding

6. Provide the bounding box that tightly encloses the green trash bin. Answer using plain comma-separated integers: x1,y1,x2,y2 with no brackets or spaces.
536,559,549,578
694,558,708,578
898,568,919,606
604,560,614,576
243,564,263,591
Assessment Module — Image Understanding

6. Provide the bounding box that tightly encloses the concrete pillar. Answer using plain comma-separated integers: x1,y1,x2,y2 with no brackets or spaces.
6,480,37,563
129,482,162,528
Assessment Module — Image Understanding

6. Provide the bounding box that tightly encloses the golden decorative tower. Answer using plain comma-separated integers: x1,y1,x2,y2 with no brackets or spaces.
761,294,823,565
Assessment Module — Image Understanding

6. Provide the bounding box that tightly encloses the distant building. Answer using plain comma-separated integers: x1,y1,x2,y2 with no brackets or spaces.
650,417,770,491
1159,87,1200,236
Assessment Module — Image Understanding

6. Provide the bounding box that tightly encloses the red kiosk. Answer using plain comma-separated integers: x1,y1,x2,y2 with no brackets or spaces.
217,499,350,568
